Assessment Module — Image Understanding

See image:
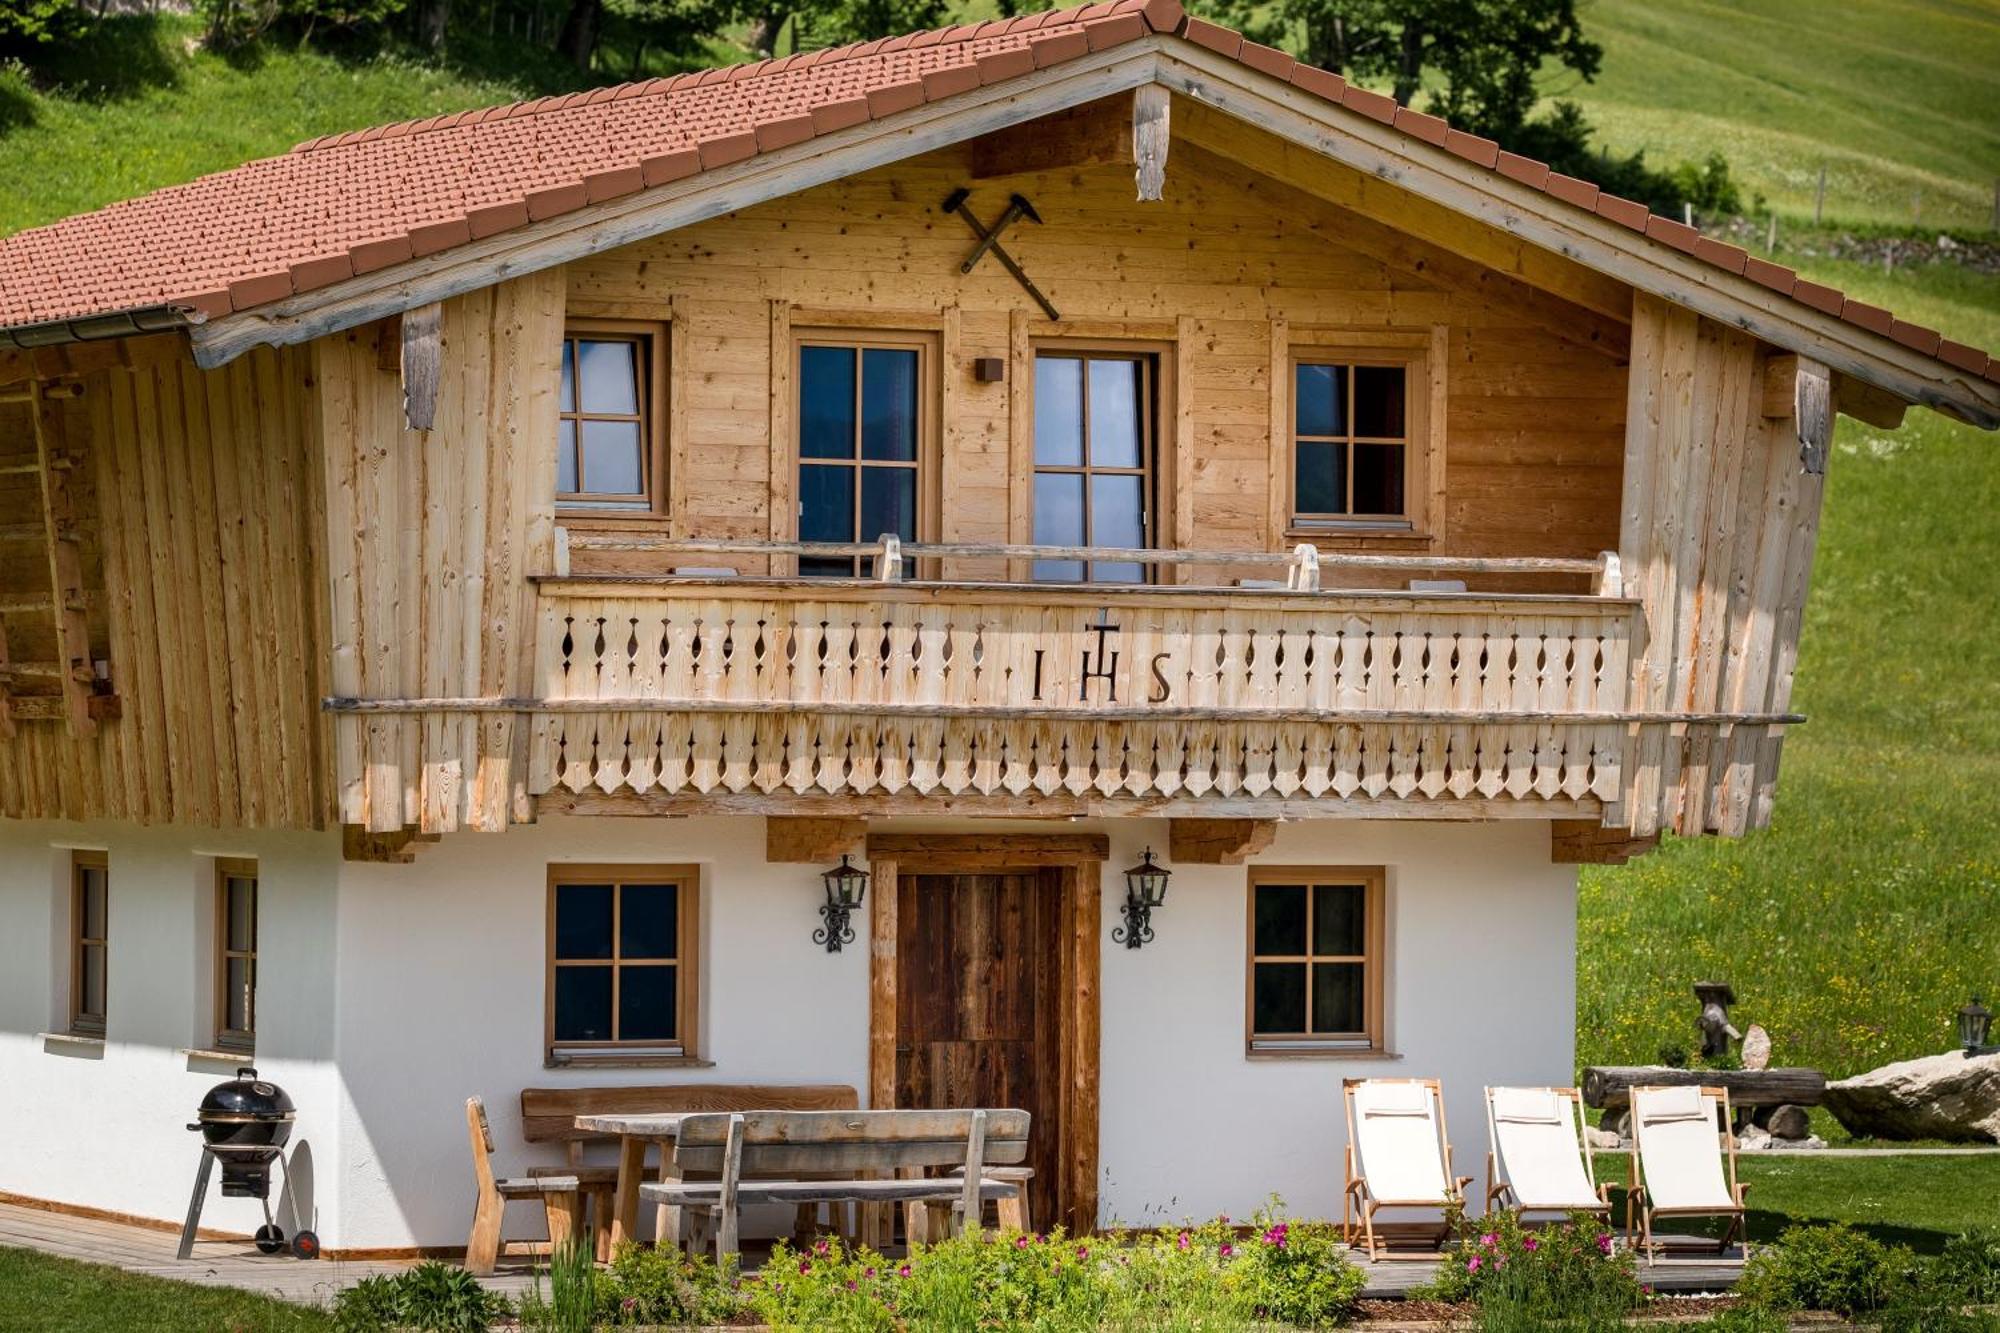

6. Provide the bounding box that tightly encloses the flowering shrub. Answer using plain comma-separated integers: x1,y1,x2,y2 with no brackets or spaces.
591,1242,739,1326
1234,1207,1367,1329
745,1235,899,1331
1421,1208,1640,1324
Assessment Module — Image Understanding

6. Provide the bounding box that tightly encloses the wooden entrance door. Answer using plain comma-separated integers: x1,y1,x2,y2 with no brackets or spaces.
895,869,1064,1229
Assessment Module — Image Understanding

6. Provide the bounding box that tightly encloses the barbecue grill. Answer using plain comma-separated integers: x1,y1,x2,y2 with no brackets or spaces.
177,1068,318,1260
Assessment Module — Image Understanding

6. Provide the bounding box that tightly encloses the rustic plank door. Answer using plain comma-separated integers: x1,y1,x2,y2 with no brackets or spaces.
895,870,1064,1229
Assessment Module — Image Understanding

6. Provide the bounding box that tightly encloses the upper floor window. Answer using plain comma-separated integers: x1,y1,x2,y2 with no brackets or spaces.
215,859,258,1053
1247,866,1386,1056
558,322,665,514
796,334,931,577
1032,350,1155,583
71,851,108,1038
1288,348,1430,535
547,865,700,1063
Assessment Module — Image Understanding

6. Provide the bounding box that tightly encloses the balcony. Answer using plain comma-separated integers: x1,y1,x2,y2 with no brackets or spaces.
520,537,1663,820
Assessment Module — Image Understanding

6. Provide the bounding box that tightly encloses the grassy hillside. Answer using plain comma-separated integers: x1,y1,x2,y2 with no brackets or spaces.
1580,0,2000,231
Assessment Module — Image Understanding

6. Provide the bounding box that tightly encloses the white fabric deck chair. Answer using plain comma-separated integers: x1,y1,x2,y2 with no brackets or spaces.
1483,1086,1610,1221
1341,1078,1470,1261
1627,1085,1749,1264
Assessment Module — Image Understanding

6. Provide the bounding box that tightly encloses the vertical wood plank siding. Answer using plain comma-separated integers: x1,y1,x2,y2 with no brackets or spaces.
0,345,329,826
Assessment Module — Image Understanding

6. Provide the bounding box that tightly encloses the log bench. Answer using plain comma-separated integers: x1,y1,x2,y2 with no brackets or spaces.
1582,1067,1826,1112
519,1083,859,1255
640,1108,1030,1262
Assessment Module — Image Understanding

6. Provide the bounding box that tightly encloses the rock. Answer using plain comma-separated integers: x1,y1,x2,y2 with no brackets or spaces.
1823,1050,2000,1143
1765,1104,1812,1140
1584,1126,1623,1151
1736,1124,1773,1151
1742,1024,1772,1071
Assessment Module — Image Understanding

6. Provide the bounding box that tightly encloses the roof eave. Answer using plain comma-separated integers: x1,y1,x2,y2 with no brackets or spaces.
0,303,193,352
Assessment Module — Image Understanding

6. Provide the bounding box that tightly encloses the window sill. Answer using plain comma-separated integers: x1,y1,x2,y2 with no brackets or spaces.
545,1053,715,1070
1245,1047,1401,1062
39,1031,105,1056
556,509,671,531
181,1047,255,1068
1284,527,1436,550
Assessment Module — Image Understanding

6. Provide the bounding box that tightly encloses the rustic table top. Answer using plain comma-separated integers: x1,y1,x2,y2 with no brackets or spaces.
573,1112,691,1137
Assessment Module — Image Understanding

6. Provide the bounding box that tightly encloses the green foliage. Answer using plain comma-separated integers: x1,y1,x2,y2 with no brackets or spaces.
329,1260,509,1333
517,1238,598,1333
1935,1228,2000,1307
1421,1208,1641,1329
1879,1229,2000,1333
0,1245,334,1332
1234,1209,1366,1328
196,0,410,50
1656,1041,1690,1069
592,1240,739,1325
0,0,91,54
1506,101,1743,221
1665,1310,1790,1333
1737,1222,1917,1318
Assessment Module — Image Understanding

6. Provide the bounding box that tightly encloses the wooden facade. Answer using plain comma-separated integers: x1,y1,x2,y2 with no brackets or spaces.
0,92,1913,842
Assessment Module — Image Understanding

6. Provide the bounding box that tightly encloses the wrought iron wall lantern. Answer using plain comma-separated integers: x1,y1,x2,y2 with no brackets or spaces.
816,855,869,953
1959,996,1997,1057
1113,848,1172,949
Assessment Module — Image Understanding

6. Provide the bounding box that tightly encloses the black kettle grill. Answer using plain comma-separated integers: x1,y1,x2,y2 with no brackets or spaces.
177,1067,318,1260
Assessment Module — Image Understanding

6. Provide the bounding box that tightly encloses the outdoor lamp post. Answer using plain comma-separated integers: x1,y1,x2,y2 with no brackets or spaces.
815,855,869,953
1959,996,1997,1057
1113,847,1171,949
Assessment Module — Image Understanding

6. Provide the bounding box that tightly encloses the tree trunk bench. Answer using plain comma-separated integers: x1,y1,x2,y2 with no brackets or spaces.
1582,1066,1826,1111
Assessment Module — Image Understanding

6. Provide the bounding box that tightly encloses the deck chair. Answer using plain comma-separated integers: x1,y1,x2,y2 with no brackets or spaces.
1626,1085,1750,1264
1341,1078,1471,1261
463,1097,585,1276
1483,1086,1611,1221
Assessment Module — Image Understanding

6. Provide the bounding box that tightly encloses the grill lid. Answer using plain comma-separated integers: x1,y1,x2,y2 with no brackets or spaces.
198,1067,295,1121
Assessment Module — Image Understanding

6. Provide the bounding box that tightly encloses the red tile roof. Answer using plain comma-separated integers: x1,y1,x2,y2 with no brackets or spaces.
0,0,1993,389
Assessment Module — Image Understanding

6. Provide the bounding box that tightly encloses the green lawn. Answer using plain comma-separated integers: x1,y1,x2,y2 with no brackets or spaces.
1579,0,2000,231
0,1247,332,1332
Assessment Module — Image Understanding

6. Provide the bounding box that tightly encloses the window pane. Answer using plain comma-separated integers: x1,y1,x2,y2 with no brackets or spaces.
1294,363,1344,437
1253,962,1308,1035
82,868,106,939
619,884,678,960
800,556,858,578
1313,883,1366,955
226,956,254,1033
619,965,678,1042
1311,962,1366,1035
554,966,613,1042
1034,357,1083,466
1092,562,1145,584
1295,439,1345,515
577,339,639,415
559,342,575,413
555,883,614,960
557,420,578,494
82,945,105,1017
1090,473,1145,550
800,345,857,459
226,878,256,953
1033,559,1085,582
1087,359,1142,468
799,464,856,544
1353,443,1405,516
1353,365,1406,438
1253,884,1308,955
580,419,643,496
860,348,919,462
1033,471,1084,547
861,466,918,545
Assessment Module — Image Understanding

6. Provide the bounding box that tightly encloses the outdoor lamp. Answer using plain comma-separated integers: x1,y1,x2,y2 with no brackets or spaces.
1959,996,1996,1057
815,855,869,953
1113,847,1172,949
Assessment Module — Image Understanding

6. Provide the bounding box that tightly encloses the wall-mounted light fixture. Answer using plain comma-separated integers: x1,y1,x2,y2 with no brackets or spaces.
1113,847,1171,949
815,855,869,953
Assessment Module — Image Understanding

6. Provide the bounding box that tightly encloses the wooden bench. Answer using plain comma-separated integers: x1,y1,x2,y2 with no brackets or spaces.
519,1083,860,1252
641,1108,1029,1262
465,1097,589,1276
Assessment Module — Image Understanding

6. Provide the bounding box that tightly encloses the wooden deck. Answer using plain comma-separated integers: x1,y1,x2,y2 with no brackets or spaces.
0,1199,1745,1307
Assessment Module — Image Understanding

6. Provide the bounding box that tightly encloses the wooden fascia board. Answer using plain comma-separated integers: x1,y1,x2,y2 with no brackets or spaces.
188,45,1170,369
1153,48,2000,429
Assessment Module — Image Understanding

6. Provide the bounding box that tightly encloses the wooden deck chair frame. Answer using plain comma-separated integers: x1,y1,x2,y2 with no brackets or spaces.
1482,1085,1611,1222
464,1097,584,1277
1624,1085,1750,1266
1341,1077,1471,1262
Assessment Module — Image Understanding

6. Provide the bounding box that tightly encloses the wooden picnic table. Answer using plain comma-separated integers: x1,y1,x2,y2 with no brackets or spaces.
572,1112,689,1250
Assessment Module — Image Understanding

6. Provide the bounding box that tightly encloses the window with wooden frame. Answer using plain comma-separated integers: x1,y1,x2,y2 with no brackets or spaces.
557,321,667,514
215,859,258,1053
794,332,935,577
1031,349,1158,583
546,866,699,1063
69,851,108,1038
1288,344,1433,536
1246,867,1386,1055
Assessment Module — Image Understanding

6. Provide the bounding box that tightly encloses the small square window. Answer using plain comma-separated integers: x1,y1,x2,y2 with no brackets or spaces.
1248,868,1385,1055
1288,346,1433,536
547,866,699,1062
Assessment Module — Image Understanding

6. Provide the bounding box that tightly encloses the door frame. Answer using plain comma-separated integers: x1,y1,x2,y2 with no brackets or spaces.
867,832,1106,1236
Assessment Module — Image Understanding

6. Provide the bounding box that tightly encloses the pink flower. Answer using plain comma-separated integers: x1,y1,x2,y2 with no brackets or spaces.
1219,1242,1235,1258
621,1297,638,1312
1076,1245,1090,1260
1177,1231,1192,1251
798,1259,812,1275
1480,1232,1498,1248
813,1240,830,1257
1015,1234,1030,1250
1467,1256,1482,1273
1597,1232,1614,1255
898,1264,912,1279
1523,1235,1540,1252
1261,1222,1289,1248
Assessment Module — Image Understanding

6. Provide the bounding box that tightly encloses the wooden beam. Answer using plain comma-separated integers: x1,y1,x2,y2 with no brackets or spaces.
1066,858,1100,1237
1550,819,1660,865
1132,84,1169,201
1168,817,1276,864
967,94,1132,180
1760,353,1798,418
1835,372,1908,431
1796,357,1834,473
765,816,866,863
864,832,1110,869
541,788,1605,822
31,382,96,736
342,825,440,863
400,301,442,432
